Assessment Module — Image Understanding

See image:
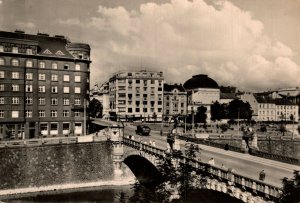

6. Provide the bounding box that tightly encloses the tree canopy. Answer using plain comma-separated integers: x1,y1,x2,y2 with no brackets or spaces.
89,98,103,118
227,99,252,120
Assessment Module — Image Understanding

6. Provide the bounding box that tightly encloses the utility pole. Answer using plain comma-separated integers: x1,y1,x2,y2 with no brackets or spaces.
84,98,86,136
237,107,240,137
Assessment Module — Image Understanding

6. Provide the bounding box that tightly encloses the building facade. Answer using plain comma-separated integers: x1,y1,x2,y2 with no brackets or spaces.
163,83,187,117
183,74,220,122
108,70,164,121
0,30,91,139
90,82,110,118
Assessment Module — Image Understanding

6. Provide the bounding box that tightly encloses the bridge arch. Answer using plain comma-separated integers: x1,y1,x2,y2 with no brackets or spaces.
123,155,162,189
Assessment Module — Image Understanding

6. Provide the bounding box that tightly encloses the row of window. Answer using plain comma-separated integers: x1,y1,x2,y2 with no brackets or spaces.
0,110,82,118
0,97,82,105
126,108,162,113
0,45,33,54
0,58,81,70
0,71,84,82
0,84,82,94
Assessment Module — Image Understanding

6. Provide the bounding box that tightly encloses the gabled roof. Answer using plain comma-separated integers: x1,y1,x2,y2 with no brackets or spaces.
274,98,296,105
254,95,275,104
164,83,185,92
0,31,74,58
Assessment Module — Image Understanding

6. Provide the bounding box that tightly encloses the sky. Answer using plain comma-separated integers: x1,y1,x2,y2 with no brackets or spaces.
0,0,300,91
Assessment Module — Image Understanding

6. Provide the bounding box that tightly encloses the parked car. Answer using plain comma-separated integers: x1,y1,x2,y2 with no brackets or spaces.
136,125,151,136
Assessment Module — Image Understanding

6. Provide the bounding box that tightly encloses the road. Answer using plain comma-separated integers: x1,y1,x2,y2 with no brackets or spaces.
124,124,300,188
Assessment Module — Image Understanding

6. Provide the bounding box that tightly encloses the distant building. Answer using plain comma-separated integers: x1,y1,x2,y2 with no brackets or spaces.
240,92,299,122
163,83,187,117
90,82,110,118
183,74,220,121
0,30,91,139
108,70,164,121
220,93,238,104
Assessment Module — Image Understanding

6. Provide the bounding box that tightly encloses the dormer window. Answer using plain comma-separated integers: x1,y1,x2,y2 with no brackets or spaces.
64,64,69,70
12,47,18,53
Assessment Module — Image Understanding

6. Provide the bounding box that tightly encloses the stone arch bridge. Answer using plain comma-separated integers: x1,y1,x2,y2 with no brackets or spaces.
110,137,282,203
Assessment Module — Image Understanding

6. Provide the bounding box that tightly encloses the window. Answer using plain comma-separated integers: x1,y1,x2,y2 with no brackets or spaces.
25,110,32,118
12,84,19,91
38,98,45,105
12,72,19,79
39,110,45,117
12,59,19,66
26,84,33,92
151,80,155,84
136,80,140,84
64,64,69,70
51,110,57,117
63,110,70,117
128,108,132,113
52,63,57,69
51,86,58,93
0,58,4,65
0,71,4,78
51,98,58,105
26,48,33,55
12,97,19,104
51,74,58,81
26,73,33,80
39,62,45,68
0,110,4,118
75,87,81,94
63,86,70,93
39,74,46,80
0,97,4,104
136,108,140,112
143,108,147,113
63,123,70,131
63,75,69,82
26,97,33,105
63,98,70,105
26,60,33,67
74,75,81,82
38,86,45,93
12,47,18,53
0,45,3,52
75,64,81,70
50,123,58,130
74,98,81,105
74,110,81,117
12,111,19,118
0,84,4,91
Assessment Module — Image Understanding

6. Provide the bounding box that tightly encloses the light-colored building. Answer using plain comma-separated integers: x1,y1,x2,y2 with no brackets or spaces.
183,74,220,122
240,93,299,122
90,82,110,118
163,83,187,117
108,70,164,121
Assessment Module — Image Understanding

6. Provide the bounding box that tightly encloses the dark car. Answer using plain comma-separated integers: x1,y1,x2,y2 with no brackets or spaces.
136,125,151,136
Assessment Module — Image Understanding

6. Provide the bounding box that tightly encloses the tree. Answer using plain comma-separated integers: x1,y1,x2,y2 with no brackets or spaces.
227,99,252,120
89,98,103,118
280,170,300,203
211,101,226,121
194,106,207,123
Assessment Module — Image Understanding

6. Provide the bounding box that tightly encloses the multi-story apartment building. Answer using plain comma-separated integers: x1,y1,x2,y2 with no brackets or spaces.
108,70,164,121
0,30,91,139
275,99,299,122
163,83,187,117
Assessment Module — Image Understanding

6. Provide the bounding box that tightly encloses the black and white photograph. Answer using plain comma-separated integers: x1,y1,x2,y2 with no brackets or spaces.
0,0,299,202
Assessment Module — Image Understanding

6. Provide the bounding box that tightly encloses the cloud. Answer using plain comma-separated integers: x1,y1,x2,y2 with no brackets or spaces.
15,22,36,29
60,0,300,90
57,18,81,26
0,0,2,5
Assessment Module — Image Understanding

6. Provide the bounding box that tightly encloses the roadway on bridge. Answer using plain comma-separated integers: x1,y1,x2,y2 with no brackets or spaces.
124,124,300,188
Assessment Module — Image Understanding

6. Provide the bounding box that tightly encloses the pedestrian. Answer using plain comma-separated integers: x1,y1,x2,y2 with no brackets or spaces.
259,170,266,181
129,135,132,139
152,141,156,147
208,158,215,166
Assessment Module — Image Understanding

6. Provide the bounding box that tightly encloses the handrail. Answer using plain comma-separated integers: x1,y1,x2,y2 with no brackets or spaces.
122,137,282,199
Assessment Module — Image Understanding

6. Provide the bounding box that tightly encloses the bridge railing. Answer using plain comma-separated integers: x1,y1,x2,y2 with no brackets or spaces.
122,137,282,200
